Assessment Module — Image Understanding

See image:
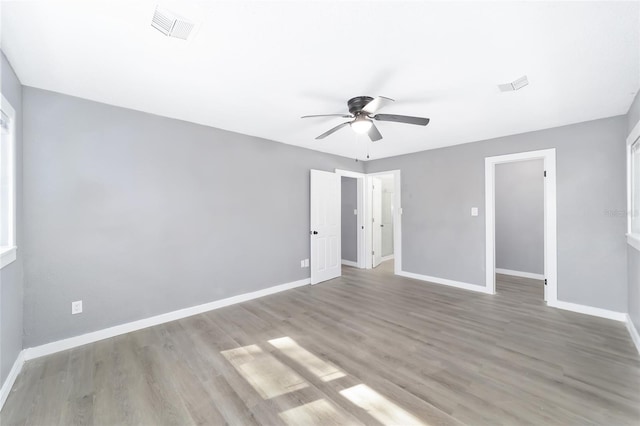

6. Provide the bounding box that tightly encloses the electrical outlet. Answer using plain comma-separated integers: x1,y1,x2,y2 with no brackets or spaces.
71,300,83,315
304,258,309,267
471,207,479,217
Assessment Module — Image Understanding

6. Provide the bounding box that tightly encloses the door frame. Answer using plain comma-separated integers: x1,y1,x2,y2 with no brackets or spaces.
335,169,367,269
371,176,383,268
366,170,402,274
484,149,557,303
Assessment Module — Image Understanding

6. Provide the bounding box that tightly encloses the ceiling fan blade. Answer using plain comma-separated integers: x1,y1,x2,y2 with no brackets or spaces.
301,114,352,119
373,114,430,126
362,96,395,114
316,122,351,139
368,122,383,142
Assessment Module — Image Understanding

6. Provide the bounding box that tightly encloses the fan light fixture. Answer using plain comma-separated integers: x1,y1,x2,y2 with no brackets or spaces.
301,96,430,142
351,115,372,134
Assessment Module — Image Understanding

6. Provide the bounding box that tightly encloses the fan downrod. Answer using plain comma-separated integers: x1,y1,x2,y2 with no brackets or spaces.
347,96,374,115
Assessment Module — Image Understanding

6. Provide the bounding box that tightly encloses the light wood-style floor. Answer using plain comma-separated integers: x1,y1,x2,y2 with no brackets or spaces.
2,261,640,425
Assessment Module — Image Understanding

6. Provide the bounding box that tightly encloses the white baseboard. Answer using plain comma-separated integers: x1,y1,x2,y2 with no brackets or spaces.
381,255,394,262
341,260,358,267
495,268,544,280
23,278,310,361
546,300,626,322
0,350,25,411
626,314,640,355
397,270,493,295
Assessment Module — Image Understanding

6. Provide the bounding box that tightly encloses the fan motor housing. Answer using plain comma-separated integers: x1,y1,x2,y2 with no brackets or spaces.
348,96,374,115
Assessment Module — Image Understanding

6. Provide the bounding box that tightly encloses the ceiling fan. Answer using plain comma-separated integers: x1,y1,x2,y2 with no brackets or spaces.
302,96,430,141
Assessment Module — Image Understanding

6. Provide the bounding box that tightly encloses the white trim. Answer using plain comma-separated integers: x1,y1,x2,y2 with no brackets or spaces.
381,254,394,262
397,270,493,294
334,169,366,179
495,268,545,280
546,300,626,322
335,169,366,269
627,234,640,252
341,259,358,267
0,350,25,410
485,149,557,302
626,314,640,355
23,278,310,361
0,94,17,269
0,246,17,269
627,121,640,241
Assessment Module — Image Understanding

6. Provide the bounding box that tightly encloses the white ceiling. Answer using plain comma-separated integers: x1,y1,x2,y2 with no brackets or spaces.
2,1,639,160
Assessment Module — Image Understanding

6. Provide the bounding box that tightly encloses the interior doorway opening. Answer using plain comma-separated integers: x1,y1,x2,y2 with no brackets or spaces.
494,159,545,300
341,176,359,268
371,174,395,269
333,169,402,275
485,149,557,304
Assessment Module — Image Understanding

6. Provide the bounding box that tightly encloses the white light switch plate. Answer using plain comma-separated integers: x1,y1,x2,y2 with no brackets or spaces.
71,300,83,315
471,207,479,217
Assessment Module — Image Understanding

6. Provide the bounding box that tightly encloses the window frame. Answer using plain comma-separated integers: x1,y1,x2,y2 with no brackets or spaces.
628,118,640,252
1,93,17,269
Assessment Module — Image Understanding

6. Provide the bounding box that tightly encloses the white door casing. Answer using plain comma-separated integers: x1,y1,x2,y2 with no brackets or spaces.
372,177,382,268
310,170,341,285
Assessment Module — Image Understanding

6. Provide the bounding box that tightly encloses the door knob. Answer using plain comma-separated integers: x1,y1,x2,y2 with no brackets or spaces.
311,231,318,235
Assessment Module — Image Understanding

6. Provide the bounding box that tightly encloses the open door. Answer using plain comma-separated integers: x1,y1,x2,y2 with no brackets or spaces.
372,177,382,268
310,170,341,285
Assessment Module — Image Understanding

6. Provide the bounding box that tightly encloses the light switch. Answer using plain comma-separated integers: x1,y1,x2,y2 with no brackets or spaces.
471,207,479,217
353,209,357,215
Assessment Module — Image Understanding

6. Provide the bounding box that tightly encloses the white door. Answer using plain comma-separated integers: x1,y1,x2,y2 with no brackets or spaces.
310,170,341,285
372,177,382,268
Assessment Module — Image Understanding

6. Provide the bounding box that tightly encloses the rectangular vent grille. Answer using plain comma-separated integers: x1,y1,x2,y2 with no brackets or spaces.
499,75,529,92
151,6,195,40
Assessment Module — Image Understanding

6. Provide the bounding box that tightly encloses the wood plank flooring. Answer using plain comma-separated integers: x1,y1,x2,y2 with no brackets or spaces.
2,262,640,425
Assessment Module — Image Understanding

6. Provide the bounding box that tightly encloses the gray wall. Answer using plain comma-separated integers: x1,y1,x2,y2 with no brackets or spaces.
22,87,363,347
628,91,640,333
495,159,544,274
366,116,628,312
628,91,640,135
0,52,24,385
341,177,357,263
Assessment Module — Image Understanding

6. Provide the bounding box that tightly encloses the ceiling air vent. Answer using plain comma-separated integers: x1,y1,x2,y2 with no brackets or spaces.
151,6,195,40
498,75,529,92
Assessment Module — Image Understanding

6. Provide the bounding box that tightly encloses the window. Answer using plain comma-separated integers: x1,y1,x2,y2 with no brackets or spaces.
629,127,640,251
1,94,16,269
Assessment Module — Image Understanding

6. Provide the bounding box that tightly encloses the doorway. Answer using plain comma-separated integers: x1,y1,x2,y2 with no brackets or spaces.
333,169,402,274
366,170,402,274
485,149,557,303
341,176,359,268
371,174,395,268
494,159,545,300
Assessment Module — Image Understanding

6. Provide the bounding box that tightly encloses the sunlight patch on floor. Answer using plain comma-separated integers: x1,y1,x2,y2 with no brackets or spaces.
268,337,346,382
340,384,426,426
221,344,308,399
278,399,358,426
